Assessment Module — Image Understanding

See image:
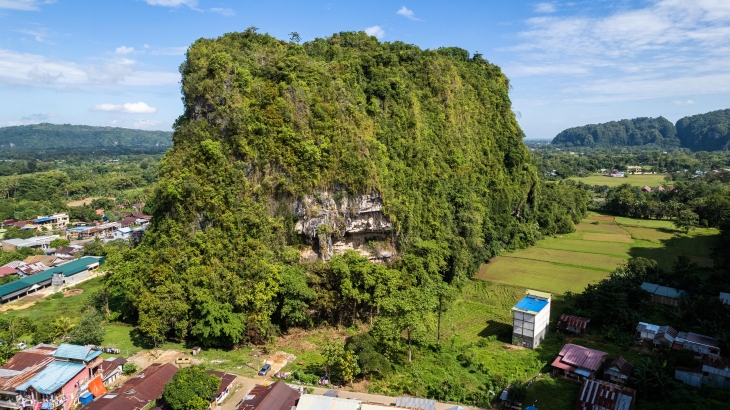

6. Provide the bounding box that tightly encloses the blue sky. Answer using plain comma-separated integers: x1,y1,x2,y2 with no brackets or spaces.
1,0,729,139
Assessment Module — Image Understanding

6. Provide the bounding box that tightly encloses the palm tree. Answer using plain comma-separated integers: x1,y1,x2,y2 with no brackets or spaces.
53,317,76,341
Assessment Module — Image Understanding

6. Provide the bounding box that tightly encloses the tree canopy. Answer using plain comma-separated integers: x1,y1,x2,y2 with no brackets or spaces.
552,117,679,148
0,123,172,150
676,109,730,151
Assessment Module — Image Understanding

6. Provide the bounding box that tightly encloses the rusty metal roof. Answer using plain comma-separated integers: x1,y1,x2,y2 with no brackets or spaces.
558,344,607,371
85,363,178,410
558,314,591,330
207,370,237,398
0,348,57,392
685,332,719,348
575,379,635,410
237,381,301,410
606,356,634,377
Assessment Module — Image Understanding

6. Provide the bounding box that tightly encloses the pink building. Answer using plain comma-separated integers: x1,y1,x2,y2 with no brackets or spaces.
16,344,104,410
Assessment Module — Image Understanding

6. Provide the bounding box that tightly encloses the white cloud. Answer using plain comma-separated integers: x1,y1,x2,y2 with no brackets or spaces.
143,44,150,49
209,7,234,16
0,0,54,11
0,48,180,89
93,102,158,114
16,28,50,43
115,46,134,54
143,0,196,7
150,46,187,56
133,119,162,129
534,3,556,13
505,0,730,103
365,26,385,39
396,6,421,21
672,99,696,105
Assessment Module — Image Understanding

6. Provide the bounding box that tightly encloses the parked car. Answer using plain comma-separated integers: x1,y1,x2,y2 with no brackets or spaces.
258,363,271,376
17,342,26,350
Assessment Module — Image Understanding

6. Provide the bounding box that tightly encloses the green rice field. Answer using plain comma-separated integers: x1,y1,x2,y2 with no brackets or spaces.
476,213,719,295
568,173,672,187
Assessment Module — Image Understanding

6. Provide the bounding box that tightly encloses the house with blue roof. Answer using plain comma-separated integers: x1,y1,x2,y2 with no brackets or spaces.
15,344,105,410
512,289,552,349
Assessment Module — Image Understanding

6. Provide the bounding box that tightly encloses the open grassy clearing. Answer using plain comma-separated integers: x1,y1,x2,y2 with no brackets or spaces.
568,173,671,187
477,257,608,295
478,213,720,294
506,248,626,271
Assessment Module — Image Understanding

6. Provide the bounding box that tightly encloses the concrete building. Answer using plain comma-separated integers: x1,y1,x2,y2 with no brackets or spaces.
296,394,360,410
674,332,721,358
511,289,551,349
33,214,69,231
1,236,59,252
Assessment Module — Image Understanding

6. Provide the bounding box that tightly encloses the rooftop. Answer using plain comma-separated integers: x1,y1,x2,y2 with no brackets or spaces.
513,296,549,314
237,381,300,410
556,344,607,372
296,394,361,410
558,314,591,330
396,397,436,410
17,361,85,394
575,379,635,410
54,343,102,362
85,363,179,410
640,282,688,299
685,332,719,348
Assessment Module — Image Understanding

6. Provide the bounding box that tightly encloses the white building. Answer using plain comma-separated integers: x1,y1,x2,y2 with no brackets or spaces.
511,289,551,349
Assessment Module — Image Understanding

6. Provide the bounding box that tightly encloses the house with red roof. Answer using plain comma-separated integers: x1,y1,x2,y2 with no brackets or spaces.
551,344,608,382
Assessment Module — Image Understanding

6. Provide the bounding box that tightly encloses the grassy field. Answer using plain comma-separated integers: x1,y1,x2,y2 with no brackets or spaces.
476,213,719,294
568,173,672,187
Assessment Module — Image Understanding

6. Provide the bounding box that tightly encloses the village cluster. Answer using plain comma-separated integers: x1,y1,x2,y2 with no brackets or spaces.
506,288,730,410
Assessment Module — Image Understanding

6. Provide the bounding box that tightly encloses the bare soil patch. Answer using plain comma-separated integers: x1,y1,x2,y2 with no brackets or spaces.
64,289,84,297
587,215,615,221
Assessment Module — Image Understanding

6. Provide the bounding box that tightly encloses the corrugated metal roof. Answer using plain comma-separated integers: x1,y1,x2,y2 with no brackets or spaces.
0,256,103,298
575,379,635,410
296,394,361,410
640,282,687,298
685,332,719,348
720,292,730,305
17,361,85,394
636,322,659,333
557,344,607,371
557,314,590,330
54,344,101,362
513,296,549,313
395,398,436,410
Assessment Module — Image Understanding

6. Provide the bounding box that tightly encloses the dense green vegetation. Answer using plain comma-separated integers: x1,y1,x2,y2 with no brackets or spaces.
107,30,581,348
676,109,730,151
0,153,160,221
549,108,730,152
0,123,172,151
552,117,679,148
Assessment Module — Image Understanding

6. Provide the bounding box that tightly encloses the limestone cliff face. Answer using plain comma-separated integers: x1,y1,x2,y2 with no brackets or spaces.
293,190,394,261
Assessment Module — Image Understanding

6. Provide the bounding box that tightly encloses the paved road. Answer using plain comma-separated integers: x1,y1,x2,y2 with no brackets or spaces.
217,376,483,410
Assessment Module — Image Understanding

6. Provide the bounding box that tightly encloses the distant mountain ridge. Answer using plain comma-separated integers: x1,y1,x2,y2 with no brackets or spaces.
551,109,730,151
552,117,679,148
0,123,173,151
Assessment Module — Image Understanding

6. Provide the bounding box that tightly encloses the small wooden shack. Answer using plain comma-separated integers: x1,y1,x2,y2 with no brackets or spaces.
557,314,591,335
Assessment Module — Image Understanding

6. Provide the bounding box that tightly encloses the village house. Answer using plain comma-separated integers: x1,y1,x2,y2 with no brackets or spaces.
396,397,437,410
557,314,591,335
0,345,57,410
15,344,107,410
16,262,50,276
1,235,59,252
674,332,721,358
720,292,730,305
84,362,178,410
653,325,678,347
98,357,126,386
552,344,608,382
574,379,636,410
675,356,730,388
636,322,659,342
65,223,120,240
640,282,688,307
0,266,19,278
109,227,132,241
53,246,83,259
511,289,552,349
32,214,70,231
23,255,67,268
237,381,301,410
207,371,237,408
626,166,642,174
296,394,360,410
603,357,634,385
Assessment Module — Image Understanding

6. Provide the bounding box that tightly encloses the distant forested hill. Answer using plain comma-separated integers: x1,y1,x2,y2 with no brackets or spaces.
0,123,172,151
676,109,730,151
552,117,679,148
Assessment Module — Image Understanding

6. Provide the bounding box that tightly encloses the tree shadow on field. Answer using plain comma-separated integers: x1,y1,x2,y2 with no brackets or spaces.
129,328,156,349
629,233,719,271
479,320,512,343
